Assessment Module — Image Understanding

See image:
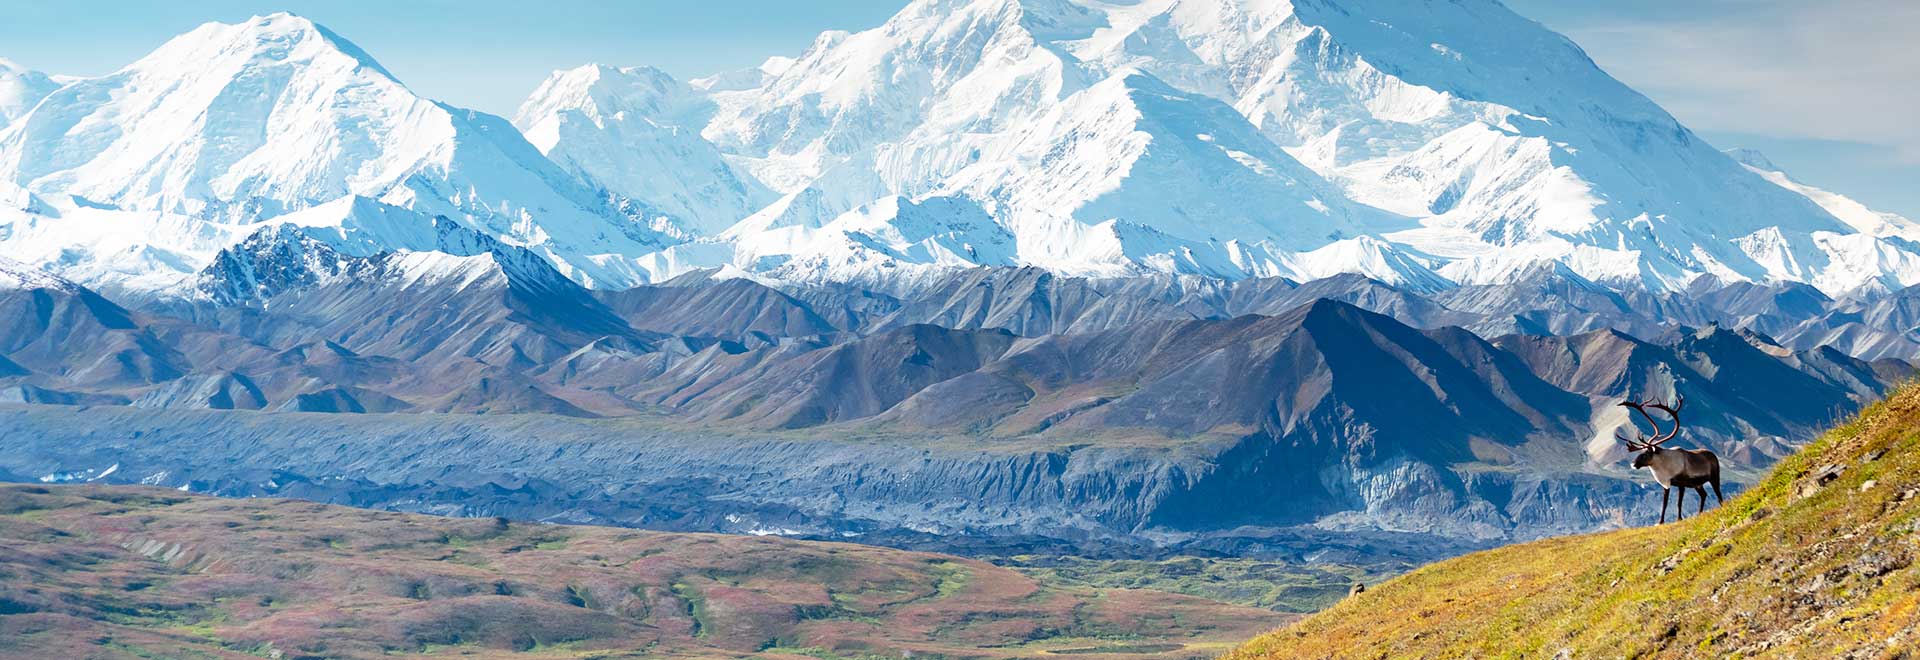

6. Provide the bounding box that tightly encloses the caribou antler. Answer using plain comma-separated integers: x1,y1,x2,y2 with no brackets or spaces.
1616,430,1646,452
1617,398,1667,442
1645,395,1684,447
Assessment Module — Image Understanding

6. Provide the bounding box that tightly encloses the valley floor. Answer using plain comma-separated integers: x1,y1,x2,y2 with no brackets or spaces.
0,484,1288,659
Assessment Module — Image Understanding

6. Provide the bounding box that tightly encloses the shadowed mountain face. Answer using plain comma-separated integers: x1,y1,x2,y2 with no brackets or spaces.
0,282,199,391
0,244,641,417
596,274,839,340
638,323,1020,428
0,256,1911,562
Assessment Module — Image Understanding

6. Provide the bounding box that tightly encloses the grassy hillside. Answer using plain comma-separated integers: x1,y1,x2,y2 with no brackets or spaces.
1228,383,1920,659
0,485,1286,659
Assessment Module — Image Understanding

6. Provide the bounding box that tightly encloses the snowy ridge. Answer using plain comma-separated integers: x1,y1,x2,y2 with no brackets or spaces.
0,253,75,291
0,195,256,296
0,58,60,126
191,196,581,304
0,3,1915,301
514,64,774,235
1726,148,1919,239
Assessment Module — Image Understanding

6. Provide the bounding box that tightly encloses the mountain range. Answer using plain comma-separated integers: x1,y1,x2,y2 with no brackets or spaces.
1,1,1918,301
0,258,1907,562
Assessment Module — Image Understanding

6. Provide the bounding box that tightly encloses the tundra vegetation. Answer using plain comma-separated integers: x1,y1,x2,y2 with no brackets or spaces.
1227,382,1920,659
993,555,1407,614
0,484,1286,659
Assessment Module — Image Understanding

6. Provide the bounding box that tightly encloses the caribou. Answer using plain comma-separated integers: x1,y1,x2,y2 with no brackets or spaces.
1617,395,1722,524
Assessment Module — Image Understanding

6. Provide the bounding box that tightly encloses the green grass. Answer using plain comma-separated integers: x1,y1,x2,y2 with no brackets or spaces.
669,581,711,639
997,555,1402,614
1046,642,1183,654
756,646,898,660
929,561,972,599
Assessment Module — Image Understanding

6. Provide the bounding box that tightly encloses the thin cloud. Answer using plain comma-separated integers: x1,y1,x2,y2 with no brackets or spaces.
1555,0,1920,162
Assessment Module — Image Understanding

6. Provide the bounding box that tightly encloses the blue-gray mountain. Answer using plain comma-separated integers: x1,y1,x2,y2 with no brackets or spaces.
0,255,1908,563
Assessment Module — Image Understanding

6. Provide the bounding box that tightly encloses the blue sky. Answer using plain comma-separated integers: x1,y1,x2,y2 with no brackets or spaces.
1506,0,1920,222
2,0,1913,219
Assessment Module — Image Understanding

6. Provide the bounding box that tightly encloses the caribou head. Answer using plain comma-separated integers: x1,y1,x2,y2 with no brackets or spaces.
1617,395,1723,524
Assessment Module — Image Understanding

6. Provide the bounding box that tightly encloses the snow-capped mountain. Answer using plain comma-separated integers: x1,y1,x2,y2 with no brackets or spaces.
0,2,1915,301
679,0,1417,283
0,13,678,295
513,64,775,235
0,58,61,126
1713,148,1920,295
1726,148,1919,240
520,0,1920,295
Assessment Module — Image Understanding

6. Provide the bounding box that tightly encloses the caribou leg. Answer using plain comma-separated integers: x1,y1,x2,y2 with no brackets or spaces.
1675,488,1685,521
1696,486,1708,515
1711,480,1724,506
1660,487,1671,524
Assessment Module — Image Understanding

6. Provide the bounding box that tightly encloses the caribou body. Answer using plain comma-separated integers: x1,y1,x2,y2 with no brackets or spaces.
1617,396,1722,524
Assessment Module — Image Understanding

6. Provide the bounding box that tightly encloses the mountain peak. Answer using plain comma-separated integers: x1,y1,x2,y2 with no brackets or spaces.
0,10,687,293
144,12,397,82
241,11,312,27
515,59,769,237
0,56,60,124
1723,147,1781,173
0,57,43,77
551,62,679,90
514,63,700,130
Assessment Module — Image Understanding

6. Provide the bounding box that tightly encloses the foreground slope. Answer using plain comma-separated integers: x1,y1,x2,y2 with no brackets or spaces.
0,484,1283,659
1227,382,1920,659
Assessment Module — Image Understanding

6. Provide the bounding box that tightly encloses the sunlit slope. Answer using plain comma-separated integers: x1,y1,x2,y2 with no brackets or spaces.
1228,383,1920,659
